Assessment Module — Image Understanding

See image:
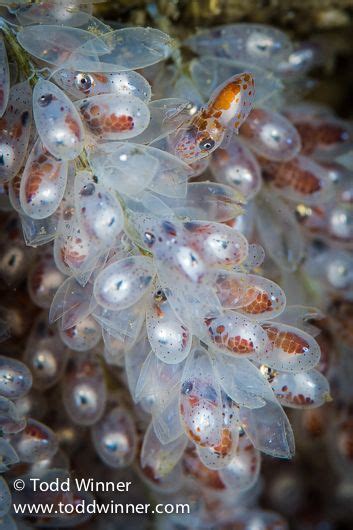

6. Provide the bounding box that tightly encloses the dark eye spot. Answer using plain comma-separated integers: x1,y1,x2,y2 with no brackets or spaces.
144,231,155,246
181,381,193,395
154,289,166,302
199,138,215,151
21,111,29,126
80,183,95,196
75,73,94,92
39,94,53,107
162,221,177,237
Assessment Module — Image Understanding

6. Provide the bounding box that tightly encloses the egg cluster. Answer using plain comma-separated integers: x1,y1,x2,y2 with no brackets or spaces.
1,2,350,529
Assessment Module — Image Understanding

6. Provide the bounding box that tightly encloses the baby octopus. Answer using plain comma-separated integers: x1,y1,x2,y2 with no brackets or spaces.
173,72,255,162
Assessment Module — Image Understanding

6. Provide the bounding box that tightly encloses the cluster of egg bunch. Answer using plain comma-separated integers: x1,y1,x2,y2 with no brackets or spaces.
0,349,32,527
0,3,336,529
170,24,352,279
176,25,353,528
0,214,71,529
179,24,353,528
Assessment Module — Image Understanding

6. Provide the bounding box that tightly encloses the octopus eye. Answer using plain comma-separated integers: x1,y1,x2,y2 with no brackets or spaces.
199,137,215,151
80,183,95,197
143,231,156,246
181,381,193,395
39,94,53,107
154,289,166,302
75,73,94,92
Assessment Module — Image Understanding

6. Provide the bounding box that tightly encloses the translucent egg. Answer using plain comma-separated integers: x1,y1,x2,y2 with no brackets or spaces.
27,252,66,309
59,314,102,351
276,41,323,78
0,82,32,181
328,203,353,242
0,439,19,472
212,352,274,408
49,275,96,331
186,24,292,68
74,170,124,247
271,369,330,408
88,142,159,196
146,287,192,364
78,94,150,140
62,353,106,426
240,108,301,161
54,69,152,101
239,400,295,458
93,255,154,311
205,311,269,357
17,25,110,67
255,191,304,272
183,220,249,268
16,3,93,27
213,270,259,310
182,445,226,490
33,26,172,73
24,334,68,391
159,182,245,223
93,300,145,346
219,432,260,491
236,274,286,320
11,418,58,463
196,426,238,470
138,457,183,494
179,347,223,448
210,138,262,199
258,323,321,372
261,155,333,205
288,112,353,159
0,356,32,399
91,406,137,468
0,396,26,434
20,138,68,219
141,423,187,479
20,209,60,248
67,27,173,72
53,224,98,277
326,256,353,290
33,79,84,160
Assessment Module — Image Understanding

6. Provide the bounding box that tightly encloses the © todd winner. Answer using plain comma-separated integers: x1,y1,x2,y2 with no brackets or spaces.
29,478,133,493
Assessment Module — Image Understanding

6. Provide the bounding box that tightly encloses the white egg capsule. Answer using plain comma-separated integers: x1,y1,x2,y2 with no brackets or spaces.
91,406,137,468
240,107,301,161
62,353,106,426
146,288,192,364
0,82,32,181
93,255,154,311
20,138,68,220
33,79,84,160
54,70,152,102
78,94,150,140
58,314,102,352
11,418,58,463
74,170,124,247
0,356,32,399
